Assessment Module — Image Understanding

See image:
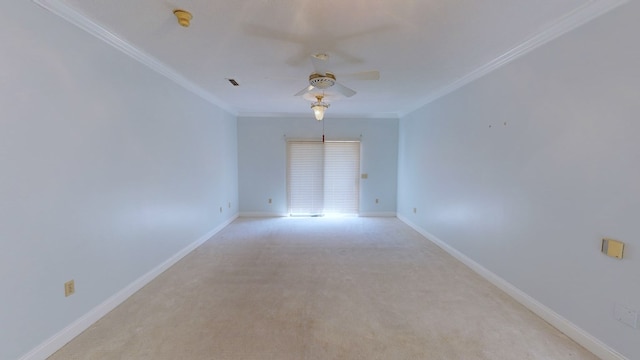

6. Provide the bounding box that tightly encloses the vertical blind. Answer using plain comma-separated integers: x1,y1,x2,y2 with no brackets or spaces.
287,140,360,216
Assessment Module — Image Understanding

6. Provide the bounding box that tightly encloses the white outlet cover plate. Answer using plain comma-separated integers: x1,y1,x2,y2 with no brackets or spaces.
614,304,638,329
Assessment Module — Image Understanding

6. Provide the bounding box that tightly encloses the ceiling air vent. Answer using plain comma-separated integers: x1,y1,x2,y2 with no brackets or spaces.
227,78,239,86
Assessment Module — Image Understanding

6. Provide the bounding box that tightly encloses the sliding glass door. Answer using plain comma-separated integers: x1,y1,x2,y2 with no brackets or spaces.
287,141,360,216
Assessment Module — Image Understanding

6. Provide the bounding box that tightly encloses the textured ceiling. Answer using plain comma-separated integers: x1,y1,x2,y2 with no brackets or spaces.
36,0,621,118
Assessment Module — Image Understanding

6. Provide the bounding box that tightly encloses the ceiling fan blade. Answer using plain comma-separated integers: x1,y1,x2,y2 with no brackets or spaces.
243,24,306,44
340,70,380,81
310,54,329,75
294,85,315,97
333,82,357,98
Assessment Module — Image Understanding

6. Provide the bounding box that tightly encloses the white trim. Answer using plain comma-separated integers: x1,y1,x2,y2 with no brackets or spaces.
283,138,361,143
237,112,401,120
359,212,397,217
19,215,238,360
31,0,627,120
397,214,629,360
238,212,397,218
399,0,629,117
31,0,237,116
239,212,288,218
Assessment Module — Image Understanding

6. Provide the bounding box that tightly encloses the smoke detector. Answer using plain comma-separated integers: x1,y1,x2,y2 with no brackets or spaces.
173,9,192,27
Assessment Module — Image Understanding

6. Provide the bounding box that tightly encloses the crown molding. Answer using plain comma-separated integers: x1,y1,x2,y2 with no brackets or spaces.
237,111,400,120
399,0,629,117
33,0,627,120
32,0,237,116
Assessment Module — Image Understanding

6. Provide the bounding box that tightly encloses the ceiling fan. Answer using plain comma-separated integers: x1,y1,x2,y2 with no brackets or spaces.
294,53,380,98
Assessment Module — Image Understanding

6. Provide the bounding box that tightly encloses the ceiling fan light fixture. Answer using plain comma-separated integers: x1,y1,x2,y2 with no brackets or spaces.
311,95,329,121
309,73,336,89
312,104,327,121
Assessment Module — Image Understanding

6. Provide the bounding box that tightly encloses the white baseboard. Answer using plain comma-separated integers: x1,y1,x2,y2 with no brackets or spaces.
359,211,397,217
239,212,398,218
239,212,288,217
397,214,628,360
19,215,238,360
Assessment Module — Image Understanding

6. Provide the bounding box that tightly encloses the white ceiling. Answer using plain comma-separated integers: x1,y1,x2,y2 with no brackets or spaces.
36,0,619,118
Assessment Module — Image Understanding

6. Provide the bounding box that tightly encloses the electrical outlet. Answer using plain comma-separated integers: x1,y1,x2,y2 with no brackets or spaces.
64,280,75,297
614,304,638,329
602,238,624,259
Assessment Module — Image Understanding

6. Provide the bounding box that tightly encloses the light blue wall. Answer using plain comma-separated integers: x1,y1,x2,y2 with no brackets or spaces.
397,3,639,359
0,2,238,359
238,116,398,216
4,0,637,359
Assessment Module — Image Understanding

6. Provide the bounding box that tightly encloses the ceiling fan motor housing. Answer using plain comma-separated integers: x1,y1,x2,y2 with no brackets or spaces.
309,73,336,89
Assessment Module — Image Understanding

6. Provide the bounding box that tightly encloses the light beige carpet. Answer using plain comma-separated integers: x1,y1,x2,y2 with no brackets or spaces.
49,217,597,359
